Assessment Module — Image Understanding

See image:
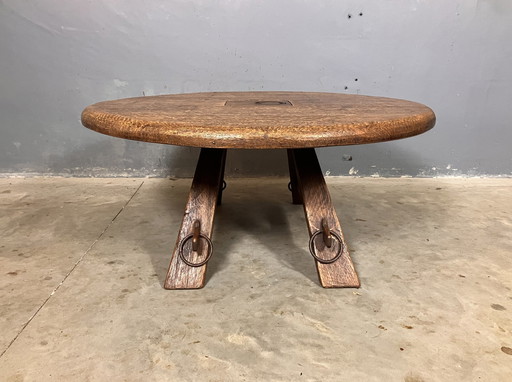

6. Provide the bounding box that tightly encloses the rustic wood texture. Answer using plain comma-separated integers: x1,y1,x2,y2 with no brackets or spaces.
216,151,227,206
81,92,435,149
287,149,303,205
164,148,226,289
291,148,360,288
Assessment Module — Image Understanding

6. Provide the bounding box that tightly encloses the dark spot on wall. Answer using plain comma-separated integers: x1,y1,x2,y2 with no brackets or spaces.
359,12,363,16
7,271,18,276
354,78,358,81
344,86,348,90
402,325,414,329
347,14,352,19
1,190,11,194
491,304,506,311
458,274,466,278
40,340,48,346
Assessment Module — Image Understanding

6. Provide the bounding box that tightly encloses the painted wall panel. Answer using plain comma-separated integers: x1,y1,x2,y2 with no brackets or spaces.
0,1,511,176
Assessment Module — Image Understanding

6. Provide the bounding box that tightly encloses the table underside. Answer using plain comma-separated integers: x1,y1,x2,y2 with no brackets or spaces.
164,148,360,289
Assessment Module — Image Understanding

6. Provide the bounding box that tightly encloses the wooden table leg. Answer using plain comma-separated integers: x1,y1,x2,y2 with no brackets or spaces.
217,150,227,206
164,148,227,289
287,149,303,205
290,148,360,288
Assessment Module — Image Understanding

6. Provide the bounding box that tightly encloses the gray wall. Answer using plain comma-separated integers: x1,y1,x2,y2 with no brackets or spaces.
1,0,511,177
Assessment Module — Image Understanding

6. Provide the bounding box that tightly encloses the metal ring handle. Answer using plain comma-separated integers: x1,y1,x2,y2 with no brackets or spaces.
178,233,213,267
288,181,293,192
308,230,344,264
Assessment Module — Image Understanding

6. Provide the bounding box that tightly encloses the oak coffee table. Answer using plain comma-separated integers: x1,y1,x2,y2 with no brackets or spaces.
81,91,435,289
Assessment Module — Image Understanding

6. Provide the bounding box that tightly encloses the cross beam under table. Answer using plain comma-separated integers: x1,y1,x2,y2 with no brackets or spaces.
164,147,359,289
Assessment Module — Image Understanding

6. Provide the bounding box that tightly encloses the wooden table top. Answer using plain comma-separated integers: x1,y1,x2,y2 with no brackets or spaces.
81,91,435,149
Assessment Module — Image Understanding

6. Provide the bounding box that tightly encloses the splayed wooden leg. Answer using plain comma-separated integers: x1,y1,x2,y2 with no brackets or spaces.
290,148,360,288
164,148,227,289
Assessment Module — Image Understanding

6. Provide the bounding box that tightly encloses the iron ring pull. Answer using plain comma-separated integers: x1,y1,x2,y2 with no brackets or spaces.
178,220,213,267
308,221,344,264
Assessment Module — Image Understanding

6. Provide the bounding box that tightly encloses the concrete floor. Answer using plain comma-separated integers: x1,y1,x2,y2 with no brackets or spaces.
0,177,511,381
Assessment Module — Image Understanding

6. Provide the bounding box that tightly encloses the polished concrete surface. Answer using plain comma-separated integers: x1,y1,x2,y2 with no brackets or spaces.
0,177,511,381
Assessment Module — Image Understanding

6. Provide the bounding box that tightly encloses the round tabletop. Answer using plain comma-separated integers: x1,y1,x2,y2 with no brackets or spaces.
81,91,435,149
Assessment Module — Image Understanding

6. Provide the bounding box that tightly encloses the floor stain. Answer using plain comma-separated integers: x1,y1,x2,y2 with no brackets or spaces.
501,346,512,355
404,372,424,382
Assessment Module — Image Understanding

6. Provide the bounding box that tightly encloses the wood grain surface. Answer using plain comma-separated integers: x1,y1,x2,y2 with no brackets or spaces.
81,92,435,149
291,148,360,288
164,148,226,289
287,149,303,205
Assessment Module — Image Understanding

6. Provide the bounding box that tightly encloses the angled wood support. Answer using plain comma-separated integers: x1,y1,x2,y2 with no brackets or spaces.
217,150,227,206
290,148,360,288
287,149,303,205
164,148,227,289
